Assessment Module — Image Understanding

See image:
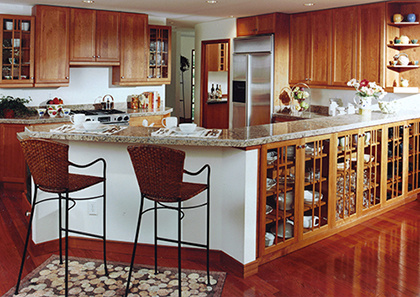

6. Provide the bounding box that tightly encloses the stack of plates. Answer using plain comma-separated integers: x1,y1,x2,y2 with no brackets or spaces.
304,190,322,204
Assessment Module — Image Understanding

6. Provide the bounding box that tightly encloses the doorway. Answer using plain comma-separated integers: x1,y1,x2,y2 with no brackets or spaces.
200,39,230,129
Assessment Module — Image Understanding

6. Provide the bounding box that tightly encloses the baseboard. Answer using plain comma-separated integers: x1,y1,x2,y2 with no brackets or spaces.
29,236,253,278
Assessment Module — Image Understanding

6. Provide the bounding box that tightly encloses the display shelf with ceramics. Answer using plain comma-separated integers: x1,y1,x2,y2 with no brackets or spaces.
385,1,420,93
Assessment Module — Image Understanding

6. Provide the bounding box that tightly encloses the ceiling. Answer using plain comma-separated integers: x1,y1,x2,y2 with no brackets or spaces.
1,0,383,29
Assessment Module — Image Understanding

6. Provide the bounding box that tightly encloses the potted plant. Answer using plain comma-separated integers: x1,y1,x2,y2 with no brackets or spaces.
0,95,34,118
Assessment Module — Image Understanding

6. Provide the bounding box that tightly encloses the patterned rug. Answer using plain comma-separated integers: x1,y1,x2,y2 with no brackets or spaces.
4,255,226,297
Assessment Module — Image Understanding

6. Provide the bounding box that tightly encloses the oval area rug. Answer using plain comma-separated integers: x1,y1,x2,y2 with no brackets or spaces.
4,255,226,296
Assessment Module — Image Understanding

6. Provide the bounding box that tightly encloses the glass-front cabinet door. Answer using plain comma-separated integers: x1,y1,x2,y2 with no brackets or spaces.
147,25,171,84
407,120,420,194
385,123,406,202
261,140,299,253
1,15,34,86
301,136,330,237
359,127,382,213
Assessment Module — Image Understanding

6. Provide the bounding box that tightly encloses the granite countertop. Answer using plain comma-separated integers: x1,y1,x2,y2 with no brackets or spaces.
0,106,173,124
20,110,420,148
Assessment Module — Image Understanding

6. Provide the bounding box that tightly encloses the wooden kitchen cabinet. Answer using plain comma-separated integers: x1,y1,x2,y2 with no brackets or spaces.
289,10,331,86
147,25,171,84
237,13,276,36
358,2,386,87
407,119,420,193
331,6,358,87
0,15,34,87
112,12,148,86
70,8,120,65
207,42,228,72
259,135,331,257
32,5,70,87
0,123,26,191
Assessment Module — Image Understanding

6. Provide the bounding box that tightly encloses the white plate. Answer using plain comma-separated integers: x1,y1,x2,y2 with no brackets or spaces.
171,127,205,135
76,124,107,133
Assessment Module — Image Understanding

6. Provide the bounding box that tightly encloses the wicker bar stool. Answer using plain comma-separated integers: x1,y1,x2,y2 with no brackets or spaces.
15,138,108,296
125,144,210,297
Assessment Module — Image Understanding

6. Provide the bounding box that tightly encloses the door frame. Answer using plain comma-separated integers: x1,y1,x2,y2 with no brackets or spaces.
200,39,230,128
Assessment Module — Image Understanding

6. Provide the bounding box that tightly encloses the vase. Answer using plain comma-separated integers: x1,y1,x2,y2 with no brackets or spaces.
353,95,373,115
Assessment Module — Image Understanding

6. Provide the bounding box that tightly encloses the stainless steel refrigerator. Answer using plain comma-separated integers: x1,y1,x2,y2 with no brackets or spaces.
231,34,274,128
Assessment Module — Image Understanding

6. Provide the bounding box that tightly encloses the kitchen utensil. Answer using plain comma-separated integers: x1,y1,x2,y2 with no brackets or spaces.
278,191,294,210
162,116,178,128
303,216,319,228
70,114,86,128
179,123,197,134
102,94,114,110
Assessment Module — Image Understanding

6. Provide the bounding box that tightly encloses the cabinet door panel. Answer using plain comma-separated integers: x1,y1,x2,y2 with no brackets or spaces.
0,124,25,186
96,10,120,62
70,8,95,62
331,6,358,87
237,16,257,36
119,13,147,83
256,14,275,35
358,3,385,85
289,13,310,84
33,5,69,86
408,120,420,193
310,10,331,86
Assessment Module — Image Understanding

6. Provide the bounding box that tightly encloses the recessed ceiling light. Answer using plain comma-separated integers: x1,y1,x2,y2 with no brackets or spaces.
206,0,218,4
82,0,94,3
304,3,315,6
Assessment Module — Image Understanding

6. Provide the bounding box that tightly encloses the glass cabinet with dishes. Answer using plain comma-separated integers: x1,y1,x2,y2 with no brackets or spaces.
260,136,330,255
407,119,420,193
0,15,34,86
147,25,171,84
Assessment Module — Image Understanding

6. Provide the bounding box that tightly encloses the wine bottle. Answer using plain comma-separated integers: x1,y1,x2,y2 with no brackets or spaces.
210,84,215,99
218,85,222,99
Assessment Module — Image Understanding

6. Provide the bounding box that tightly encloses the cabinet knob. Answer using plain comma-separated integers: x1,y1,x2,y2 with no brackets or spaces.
97,55,101,58
121,76,124,79
405,124,412,128
92,55,96,58
65,77,69,79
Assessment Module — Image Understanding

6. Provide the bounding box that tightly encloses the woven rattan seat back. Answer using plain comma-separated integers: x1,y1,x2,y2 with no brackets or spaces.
127,145,185,202
20,139,70,193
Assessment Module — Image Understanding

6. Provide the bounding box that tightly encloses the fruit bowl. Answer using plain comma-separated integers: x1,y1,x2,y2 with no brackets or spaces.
378,100,401,114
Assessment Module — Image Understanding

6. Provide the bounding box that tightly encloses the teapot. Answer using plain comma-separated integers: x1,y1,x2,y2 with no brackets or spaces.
394,53,409,66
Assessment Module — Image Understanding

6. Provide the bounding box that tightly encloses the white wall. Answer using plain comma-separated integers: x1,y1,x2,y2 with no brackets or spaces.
0,4,166,108
195,18,237,125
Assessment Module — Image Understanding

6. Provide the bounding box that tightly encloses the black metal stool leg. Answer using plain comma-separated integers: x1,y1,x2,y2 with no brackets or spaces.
58,193,63,264
102,180,108,275
154,201,158,274
65,191,69,297
15,186,39,295
178,200,182,297
206,188,210,285
125,194,145,297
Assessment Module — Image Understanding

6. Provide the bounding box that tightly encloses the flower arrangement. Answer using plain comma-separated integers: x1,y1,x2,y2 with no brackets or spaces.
291,86,310,111
347,78,387,99
0,95,34,118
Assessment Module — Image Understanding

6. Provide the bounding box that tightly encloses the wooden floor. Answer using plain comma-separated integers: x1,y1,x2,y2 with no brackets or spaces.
1,189,420,296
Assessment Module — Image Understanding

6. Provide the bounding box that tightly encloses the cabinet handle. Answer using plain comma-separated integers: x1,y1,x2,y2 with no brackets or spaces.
405,124,412,128
25,211,31,217
297,145,306,149
97,55,100,58
65,77,69,79
121,76,124,79
92,55,96,58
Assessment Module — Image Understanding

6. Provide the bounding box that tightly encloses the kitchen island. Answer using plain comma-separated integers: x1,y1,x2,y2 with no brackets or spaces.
18,110,420,277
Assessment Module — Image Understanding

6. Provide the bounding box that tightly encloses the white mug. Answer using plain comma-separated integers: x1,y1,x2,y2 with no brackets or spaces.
162,116,177,128
303,216,319,228
70,114,86,128
365,132,371,145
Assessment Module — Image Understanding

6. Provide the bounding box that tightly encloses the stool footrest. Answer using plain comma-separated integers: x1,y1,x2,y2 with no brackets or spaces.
62,228,105,240
156,236,207,249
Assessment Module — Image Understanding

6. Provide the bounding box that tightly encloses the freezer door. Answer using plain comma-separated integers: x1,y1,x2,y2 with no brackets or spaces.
248,53,272,126
232,54,247,81
232,81,246,128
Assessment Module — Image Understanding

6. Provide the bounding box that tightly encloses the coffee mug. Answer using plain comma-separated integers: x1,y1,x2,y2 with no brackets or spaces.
70,114,86,128
303,216,319,228
365,131,371,145
162,116,177,128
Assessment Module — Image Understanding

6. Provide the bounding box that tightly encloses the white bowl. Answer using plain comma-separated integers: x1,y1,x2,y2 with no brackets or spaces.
271,221,294,239
179,123,197,134
83,120,101,130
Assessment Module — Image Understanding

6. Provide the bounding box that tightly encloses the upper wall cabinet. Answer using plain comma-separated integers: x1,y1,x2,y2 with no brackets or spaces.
237,13,276,36
0,15,34,88
112,12,148,86
147,25,171,84
289,10,332,86
207,42,228,72
70,8,120,65
32,5,70,87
